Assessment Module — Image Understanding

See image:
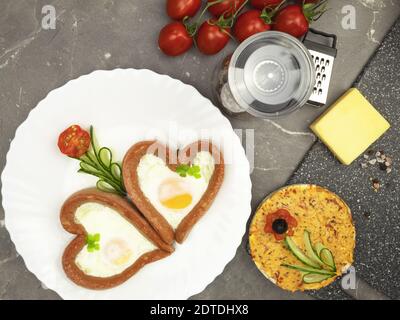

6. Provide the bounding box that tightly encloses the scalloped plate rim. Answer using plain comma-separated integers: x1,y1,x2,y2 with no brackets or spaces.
1,68,252,300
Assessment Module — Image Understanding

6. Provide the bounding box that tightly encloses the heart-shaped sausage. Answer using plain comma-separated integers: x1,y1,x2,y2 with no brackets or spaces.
122,140,224,244
61,188,173,290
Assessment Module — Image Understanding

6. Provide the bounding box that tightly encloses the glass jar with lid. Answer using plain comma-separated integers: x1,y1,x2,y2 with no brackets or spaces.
213,31,315,119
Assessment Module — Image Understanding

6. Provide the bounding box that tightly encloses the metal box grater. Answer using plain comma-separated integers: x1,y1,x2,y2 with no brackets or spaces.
303,29,338,107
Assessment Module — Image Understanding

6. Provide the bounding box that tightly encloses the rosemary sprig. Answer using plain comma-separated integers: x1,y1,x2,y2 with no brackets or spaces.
78,126,126,196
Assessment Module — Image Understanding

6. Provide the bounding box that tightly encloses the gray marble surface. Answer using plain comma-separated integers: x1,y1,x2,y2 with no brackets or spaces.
0,0,399,300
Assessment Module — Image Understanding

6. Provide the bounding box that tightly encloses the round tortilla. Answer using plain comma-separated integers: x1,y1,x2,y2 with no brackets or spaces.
249,184,355,292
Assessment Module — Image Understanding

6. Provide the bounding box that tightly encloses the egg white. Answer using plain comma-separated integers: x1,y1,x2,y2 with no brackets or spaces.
74,202,156,278
137,151,215,229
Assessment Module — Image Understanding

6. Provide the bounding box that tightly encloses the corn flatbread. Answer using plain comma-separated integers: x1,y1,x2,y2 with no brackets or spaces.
249,184,355,292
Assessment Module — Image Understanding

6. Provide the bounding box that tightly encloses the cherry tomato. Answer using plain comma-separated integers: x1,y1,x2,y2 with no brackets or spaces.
197,20,231,55
264,209,298,241
167,0,202,20
250,0,283,9
158,22,193,56
207,0,246,17
233,9,272,43
58,125,90,158
273,4,309,38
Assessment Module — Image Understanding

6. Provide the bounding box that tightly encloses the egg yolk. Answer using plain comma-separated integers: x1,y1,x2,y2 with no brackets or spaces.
159,178,193,210
104,239,132,266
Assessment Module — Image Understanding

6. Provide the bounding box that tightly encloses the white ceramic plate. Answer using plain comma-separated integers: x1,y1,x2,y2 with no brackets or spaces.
1,69,252,300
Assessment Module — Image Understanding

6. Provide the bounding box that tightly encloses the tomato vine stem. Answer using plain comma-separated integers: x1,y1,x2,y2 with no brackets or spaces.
184,0,249,37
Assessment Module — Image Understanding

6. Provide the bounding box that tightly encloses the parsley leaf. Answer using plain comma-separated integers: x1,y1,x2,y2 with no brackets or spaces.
176,164,190,177
188,165,201,179
176,164,201,179
86,233,100,252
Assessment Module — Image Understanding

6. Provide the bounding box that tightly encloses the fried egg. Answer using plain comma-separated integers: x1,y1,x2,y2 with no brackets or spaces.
74,202,156,278
137,151,215,229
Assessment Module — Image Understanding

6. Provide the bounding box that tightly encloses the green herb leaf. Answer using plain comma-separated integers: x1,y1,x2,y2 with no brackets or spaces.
176,164,190,177
176,164,201,179
86,233,101,252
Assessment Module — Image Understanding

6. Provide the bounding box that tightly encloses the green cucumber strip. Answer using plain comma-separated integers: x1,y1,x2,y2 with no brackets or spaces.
79,162,100,173
303,231,325,267
281,264,335,276
285,237,320,268
320,248,337,271
96,180,117,194
314,243,325,257
303,273,333,284
315,243,336,271
110,163,122,180
99,147,112,168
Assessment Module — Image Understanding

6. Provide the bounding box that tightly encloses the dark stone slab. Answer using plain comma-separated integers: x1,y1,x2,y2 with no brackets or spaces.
289,18,400,300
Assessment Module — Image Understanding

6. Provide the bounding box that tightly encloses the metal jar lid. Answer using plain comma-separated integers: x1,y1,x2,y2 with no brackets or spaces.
228,31,315,118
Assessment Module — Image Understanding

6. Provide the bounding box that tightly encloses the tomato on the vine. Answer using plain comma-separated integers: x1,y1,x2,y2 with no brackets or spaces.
273,5,308,38
273,2,326,38
167,0,202,20
158,22,193,56
250,0,283,9
207,0,246,17
233,9,272,43
58,125,90,158
197,20,231,55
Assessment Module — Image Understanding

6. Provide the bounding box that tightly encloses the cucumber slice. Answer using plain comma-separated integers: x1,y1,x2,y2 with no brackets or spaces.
285,237,320,268
314,243,336,272
320,248,336,272
303,231,325,267
303,273,333,284
281,264,335,275
314,243,325,257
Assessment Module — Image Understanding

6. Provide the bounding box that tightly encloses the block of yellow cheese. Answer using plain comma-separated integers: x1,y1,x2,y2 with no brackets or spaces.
310,88,390,165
